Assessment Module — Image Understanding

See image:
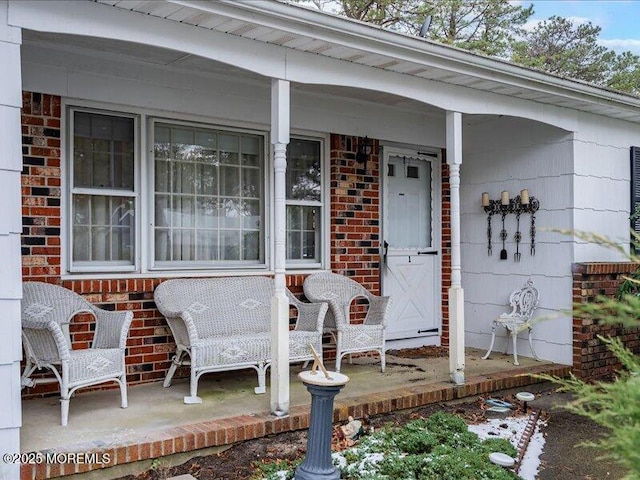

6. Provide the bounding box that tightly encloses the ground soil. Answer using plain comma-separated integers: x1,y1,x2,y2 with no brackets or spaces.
117,347,629,480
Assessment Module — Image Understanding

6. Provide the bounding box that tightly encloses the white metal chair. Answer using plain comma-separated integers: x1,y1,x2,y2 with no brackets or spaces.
21,282,133,426
303,272,390,372
482,278,540,366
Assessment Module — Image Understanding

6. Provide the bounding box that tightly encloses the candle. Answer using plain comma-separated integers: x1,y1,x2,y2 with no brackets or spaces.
501,191,509,206
520,189,530,205
481,192,490,207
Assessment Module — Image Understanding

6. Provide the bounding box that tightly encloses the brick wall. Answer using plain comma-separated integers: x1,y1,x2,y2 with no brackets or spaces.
328,135,382,322
572,262,640,380
329,135,381,292
21,92,62,281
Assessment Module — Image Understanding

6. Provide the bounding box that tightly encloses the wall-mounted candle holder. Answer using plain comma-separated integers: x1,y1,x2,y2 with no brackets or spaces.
482,190,540,261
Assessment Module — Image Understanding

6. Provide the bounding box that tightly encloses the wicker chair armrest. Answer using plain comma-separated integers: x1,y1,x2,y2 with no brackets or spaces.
322,297,350,329
22,316,52,330
179,311,202,342
92,309,134,350
153,295,182,320
22,319,71,361
364,295,390,327
291,298,328,333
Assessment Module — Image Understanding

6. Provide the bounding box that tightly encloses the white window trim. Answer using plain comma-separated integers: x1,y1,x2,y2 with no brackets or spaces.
61,100,330,278
284,133,329,270
66,106,141,274
147,117,270,271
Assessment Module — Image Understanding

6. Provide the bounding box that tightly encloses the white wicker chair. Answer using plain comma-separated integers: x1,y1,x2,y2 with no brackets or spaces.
21,282,133,426
482,278,541,366
303,272,390,373
153,277,327,404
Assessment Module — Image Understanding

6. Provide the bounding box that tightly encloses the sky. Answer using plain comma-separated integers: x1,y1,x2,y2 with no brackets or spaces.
521,1,640,55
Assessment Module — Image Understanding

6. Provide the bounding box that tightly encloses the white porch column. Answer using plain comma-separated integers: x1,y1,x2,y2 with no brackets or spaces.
0,2,23,478
270,79,290,416
446,111,465,385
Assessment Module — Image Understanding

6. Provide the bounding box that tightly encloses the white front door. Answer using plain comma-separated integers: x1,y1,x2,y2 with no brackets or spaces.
382,149,441,340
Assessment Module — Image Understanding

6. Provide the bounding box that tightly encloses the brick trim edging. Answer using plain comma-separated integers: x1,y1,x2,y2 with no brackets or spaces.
20,363,570,480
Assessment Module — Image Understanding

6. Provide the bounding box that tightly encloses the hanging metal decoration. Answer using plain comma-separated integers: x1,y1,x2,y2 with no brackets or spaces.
526,198,540,255
514,207,522,262
481,190,540,261
483,201,497,256
499,208,509,260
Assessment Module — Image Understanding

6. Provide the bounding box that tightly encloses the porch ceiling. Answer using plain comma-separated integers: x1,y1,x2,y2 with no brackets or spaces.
22,30,445,117
22,30,267,82
92,0,640,125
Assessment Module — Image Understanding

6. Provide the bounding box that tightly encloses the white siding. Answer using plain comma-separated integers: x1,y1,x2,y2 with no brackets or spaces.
0,1,22,475
572,113,638,262
461,117,574,365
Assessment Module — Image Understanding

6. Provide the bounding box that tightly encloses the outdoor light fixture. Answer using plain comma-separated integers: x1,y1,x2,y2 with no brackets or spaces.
355,136,374,171
482,190,540,261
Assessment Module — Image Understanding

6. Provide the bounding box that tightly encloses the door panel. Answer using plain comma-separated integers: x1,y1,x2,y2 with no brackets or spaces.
383,152,440,340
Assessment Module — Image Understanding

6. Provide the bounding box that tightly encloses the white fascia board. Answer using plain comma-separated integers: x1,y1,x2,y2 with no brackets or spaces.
170,0,640,117
8,0,286,79
283,48,579,132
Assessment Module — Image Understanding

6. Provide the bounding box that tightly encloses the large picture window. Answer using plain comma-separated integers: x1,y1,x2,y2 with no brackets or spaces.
152,122,264,268
286,138,322,265
69,110,136,271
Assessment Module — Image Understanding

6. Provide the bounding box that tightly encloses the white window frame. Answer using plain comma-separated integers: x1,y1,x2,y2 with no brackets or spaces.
147,117,269,271
285,134,327,269
62,101,329,277
66,106,140,274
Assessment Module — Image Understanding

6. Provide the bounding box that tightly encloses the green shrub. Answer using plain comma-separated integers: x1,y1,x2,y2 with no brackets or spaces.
419,446,518,480
256,412,520,480
538,230,640,480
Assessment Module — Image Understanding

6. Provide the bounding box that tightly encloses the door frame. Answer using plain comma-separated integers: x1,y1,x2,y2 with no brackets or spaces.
380,145,443,339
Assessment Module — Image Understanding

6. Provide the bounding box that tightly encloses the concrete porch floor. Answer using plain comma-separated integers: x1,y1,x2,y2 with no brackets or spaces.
20,348,570,480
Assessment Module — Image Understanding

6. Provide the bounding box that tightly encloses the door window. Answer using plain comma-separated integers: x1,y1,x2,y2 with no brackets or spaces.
387,157,432,249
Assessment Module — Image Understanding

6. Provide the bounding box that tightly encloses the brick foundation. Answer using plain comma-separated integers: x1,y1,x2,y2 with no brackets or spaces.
572,262,640,380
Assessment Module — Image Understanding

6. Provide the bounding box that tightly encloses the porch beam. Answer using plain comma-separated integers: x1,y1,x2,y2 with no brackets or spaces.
0,2,22,478
446,111,465,385
270,78,290,416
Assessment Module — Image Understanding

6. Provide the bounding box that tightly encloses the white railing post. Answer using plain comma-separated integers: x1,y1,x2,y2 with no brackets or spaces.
270,78,290,416
446,111,465,385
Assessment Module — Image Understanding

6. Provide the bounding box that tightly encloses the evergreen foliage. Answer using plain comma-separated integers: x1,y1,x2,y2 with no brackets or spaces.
536,230,640,479
255,411,519,479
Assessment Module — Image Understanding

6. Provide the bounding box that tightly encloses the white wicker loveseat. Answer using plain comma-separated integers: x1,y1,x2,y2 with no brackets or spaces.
21,281,133,426
153,276,327,404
